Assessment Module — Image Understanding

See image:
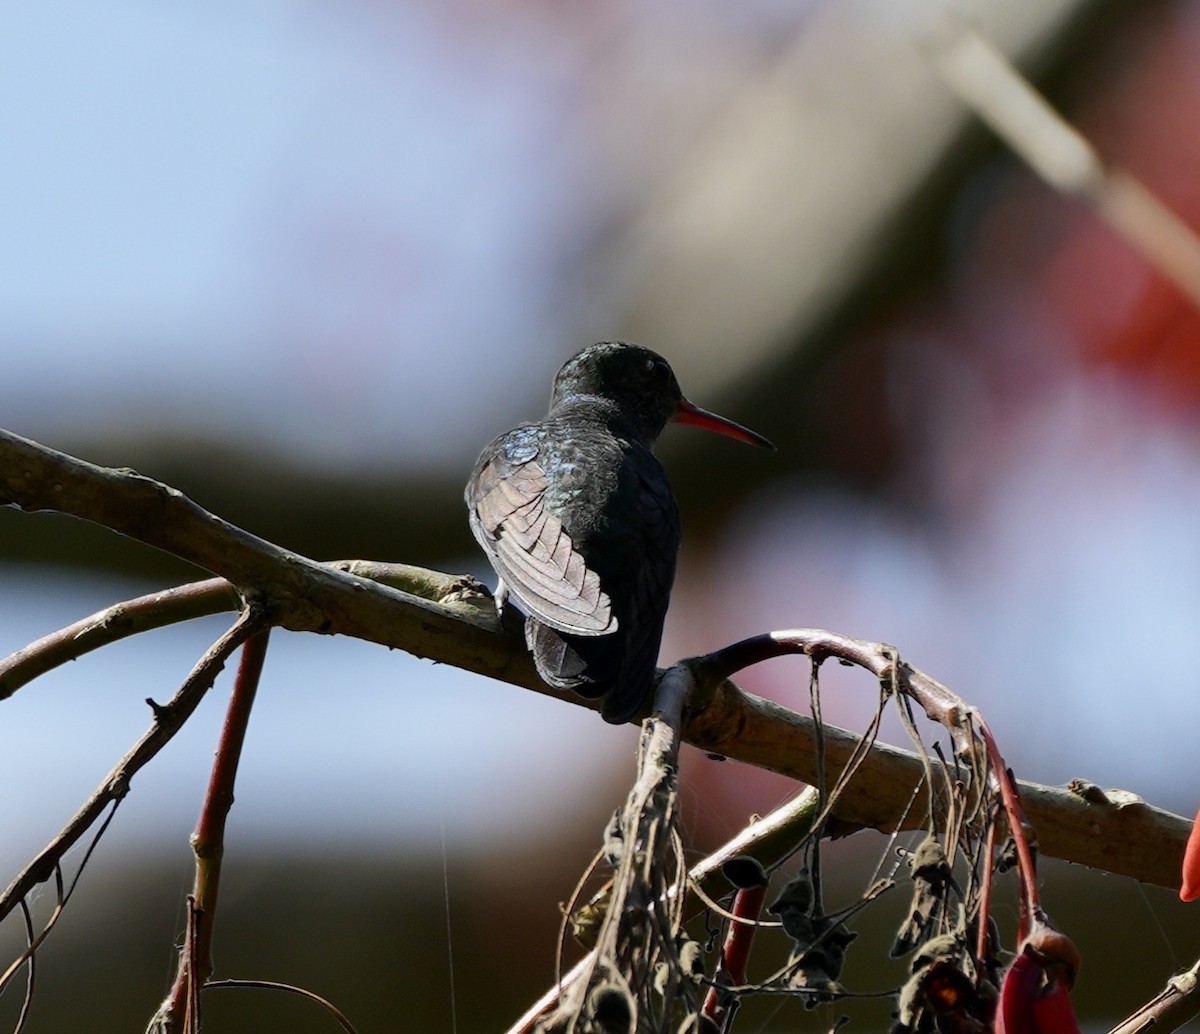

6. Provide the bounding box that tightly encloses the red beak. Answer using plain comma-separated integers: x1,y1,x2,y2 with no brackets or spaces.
672,398,774,449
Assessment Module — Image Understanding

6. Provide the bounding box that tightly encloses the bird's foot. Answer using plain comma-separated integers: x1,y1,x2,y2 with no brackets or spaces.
494,579,526,636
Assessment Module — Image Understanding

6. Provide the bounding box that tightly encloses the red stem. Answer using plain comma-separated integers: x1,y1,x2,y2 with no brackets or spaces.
157,628,271,1032
976,718,1040,931
702,883,767,1026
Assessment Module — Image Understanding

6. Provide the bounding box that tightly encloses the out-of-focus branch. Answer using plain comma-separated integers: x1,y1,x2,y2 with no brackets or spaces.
0,428,1190,888
926,20,1200,309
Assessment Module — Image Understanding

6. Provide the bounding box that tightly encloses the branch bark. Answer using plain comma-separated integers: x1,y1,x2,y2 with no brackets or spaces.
0,428,1189,889
0,428,538,692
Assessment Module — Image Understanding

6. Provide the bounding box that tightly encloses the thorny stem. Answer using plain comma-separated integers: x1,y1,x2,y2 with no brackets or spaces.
151,630,271,1034
975,718,1041,931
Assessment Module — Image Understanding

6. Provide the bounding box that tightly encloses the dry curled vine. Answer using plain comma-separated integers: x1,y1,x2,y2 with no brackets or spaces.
510,624,1126,1032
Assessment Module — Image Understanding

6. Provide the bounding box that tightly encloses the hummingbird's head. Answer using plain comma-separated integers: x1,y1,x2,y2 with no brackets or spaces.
550,342,774,450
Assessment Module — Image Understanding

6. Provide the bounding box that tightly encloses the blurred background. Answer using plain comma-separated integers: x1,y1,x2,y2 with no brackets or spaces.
4,0,1200,1030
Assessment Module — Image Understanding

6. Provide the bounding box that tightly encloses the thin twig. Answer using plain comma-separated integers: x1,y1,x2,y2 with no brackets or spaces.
0,578,236,701
151,629,272,1034
509,787,823,1033
0,562,490,702
13,901,35,1034
201,979,358,1034
0,609,263,927
1107,956,1200,1034
0,801,120,1002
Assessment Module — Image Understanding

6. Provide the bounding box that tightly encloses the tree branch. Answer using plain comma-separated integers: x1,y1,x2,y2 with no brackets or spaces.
1108,957,1200,1034
0,428,537,691
0,561,487,701
0,428,1189,889
0,577,236,700
682,665,1187,888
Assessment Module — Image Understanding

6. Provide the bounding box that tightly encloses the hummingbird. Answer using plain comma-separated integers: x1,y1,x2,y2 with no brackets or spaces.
465,342,773,723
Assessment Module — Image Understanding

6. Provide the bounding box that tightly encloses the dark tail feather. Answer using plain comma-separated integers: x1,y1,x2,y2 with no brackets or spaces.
597,678,650,725
525,618,655,725
527,618,648,723
525,619,616,696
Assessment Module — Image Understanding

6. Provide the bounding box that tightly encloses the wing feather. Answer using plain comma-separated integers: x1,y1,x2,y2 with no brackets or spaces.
467,443,615,635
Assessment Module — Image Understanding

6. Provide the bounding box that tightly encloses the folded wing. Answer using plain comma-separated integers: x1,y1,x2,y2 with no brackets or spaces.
467,440,616,636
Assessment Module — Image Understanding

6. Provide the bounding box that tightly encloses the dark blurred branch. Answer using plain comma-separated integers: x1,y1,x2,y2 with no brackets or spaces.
0,428,1189,889
927,20,1200,309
